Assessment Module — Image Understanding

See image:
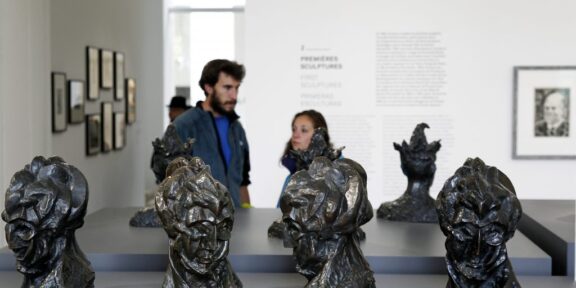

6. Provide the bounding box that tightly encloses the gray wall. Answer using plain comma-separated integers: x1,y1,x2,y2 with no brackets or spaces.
0,0,165,246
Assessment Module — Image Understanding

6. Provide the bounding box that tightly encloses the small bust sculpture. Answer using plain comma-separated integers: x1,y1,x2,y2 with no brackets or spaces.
268,128,345,238
155,157,242,288
2,156,94,287
130,124,195,227
377,123,441,222
281,157,375,288
436,158,522,288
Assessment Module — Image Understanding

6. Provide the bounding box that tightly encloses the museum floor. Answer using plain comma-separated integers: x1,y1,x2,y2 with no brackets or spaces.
0,200,573,287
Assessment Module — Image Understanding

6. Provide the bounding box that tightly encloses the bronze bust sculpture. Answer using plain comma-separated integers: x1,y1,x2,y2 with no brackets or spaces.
377,123,441,222
2,156,94,287
436,158,522,288
156,157,242,288
280,157,375,288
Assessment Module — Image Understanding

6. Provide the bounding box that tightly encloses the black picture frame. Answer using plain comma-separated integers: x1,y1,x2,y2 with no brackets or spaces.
126,78,136,124
114,52,125,100
68,80,85,124
86,114,101,156
101,102,113,152
113,112,126,150
100,49,114,89
86,46,100,100
513,66,576,159
52,72,67,133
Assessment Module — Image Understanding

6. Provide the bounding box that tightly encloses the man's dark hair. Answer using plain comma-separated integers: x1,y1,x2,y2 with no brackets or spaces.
198,59,245,96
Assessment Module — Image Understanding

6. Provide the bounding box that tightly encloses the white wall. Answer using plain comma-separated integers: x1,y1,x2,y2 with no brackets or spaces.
50,0,164,212
243,0,576,207
0,0,52,247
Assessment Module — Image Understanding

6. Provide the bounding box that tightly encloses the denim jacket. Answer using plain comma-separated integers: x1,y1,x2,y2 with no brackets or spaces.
172,102,250,207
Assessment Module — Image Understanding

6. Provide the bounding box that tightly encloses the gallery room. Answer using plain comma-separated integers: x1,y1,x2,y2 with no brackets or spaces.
0,0,574,287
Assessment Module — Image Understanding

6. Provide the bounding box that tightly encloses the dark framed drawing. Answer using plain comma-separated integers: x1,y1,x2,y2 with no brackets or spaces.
101,102,113,153
86,46,99,100
52,72,67,133
114,112,126,150
513,66,576,159
126,78,136,124
100,49,114,89
68,80,85,124
114,52,125,100
86,114,101,156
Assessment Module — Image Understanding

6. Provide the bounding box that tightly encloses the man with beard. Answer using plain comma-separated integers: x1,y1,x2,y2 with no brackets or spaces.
173,59,251,208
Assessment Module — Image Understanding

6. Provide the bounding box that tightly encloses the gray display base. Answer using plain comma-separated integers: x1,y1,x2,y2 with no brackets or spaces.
518,199,575,276
0,272,573,288
0,208,551,275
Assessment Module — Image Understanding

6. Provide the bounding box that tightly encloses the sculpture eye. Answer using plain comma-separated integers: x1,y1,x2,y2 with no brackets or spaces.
485,232,503,246
188,227,205,240
452,227,473,242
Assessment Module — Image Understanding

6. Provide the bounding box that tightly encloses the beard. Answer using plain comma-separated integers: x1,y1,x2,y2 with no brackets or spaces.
209,94,237,118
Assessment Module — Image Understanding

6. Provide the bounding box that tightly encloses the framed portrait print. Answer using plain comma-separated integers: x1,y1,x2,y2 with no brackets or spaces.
86,46,99,100
114,52,125,100
86,114,101,156
101,102,113,153
513,66,576,159
100,49,114,89
68,80,85,124
52,72,67,133
126,78,136,124
113,112,126,150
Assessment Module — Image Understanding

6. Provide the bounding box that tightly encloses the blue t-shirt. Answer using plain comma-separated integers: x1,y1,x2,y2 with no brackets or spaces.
214,116,232,168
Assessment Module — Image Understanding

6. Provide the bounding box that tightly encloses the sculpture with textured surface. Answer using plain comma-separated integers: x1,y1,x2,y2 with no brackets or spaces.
281,157,375,288
2,156,94,287
156,157,241,288
377,123,441,223
436,158,522,288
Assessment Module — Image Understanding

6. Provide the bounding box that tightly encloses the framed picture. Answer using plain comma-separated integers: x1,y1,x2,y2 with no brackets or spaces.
101,102,113,153
513,66,576,159
86,114,101,156
100,49,114,89
86,46,100,100
126,78,136,124
68,80,85,124
113,112,126,150
52,72,67,133
114,52,125,100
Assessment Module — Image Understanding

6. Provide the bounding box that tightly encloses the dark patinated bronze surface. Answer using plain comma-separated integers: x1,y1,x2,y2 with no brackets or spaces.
377,123,441,223
436,158,522,288
2,156,95,287
156,157,242,288
280,157,375,288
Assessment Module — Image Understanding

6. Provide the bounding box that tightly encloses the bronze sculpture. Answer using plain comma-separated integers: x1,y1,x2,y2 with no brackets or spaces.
436,158,522,288
377,123,441,222
156,157,242,288
2,156,94,287
280,157,375,288
130,124,194,227
268,128,344,238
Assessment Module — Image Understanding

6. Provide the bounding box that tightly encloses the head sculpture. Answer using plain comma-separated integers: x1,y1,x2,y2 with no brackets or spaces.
394,123,441,178
281,157,375,287
436,158,522,288
151,124,194,184
290,127,344,172
2,156,94,287
377,123,441,223
155,157,241,288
